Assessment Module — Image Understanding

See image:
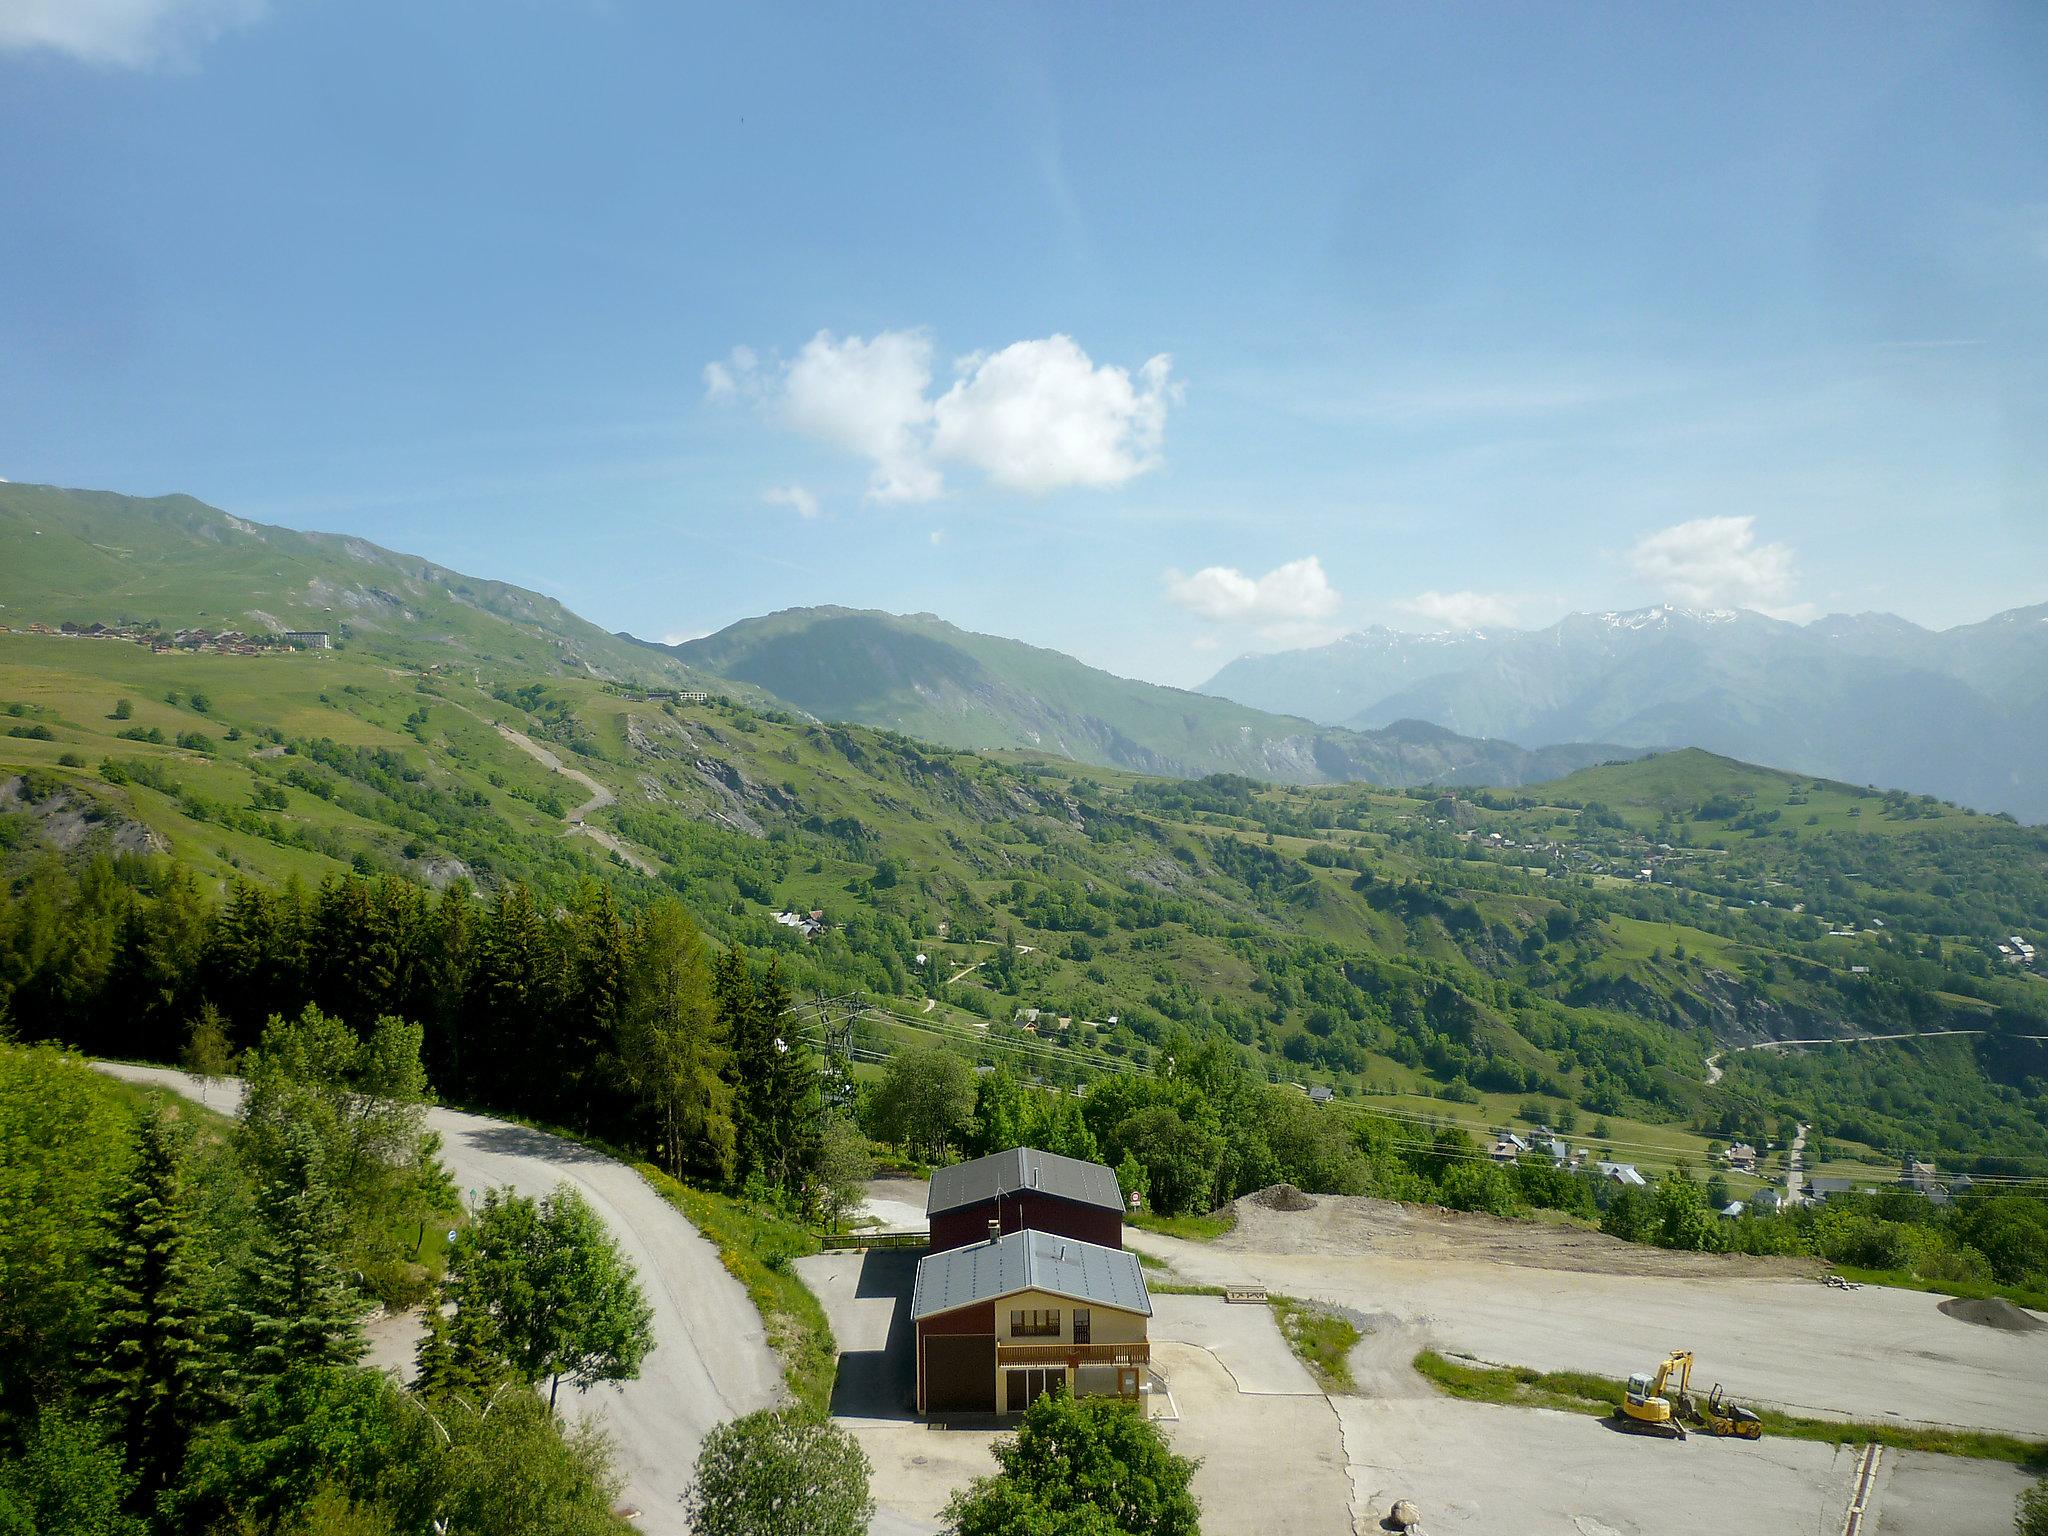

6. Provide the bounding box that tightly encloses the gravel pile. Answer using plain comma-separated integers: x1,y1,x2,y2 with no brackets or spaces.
1249,1182,1317,1212
1938,1296,2046,1332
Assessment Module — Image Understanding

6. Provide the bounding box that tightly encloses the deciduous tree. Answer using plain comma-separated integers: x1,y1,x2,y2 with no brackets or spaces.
942,1392,1199,1536
449,1185,654,1410
685,1410,873,1536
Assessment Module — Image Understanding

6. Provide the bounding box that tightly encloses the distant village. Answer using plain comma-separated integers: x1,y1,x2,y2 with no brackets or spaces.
0,619,331,654
1438,810,2038,975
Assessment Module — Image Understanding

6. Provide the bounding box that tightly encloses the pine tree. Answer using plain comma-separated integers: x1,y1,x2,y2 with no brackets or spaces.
563,881,631,1128
412,1298,458,1403
719,949,818,1194
445,1282,513,1402
233,1119,362,1393
88,1108,220,1509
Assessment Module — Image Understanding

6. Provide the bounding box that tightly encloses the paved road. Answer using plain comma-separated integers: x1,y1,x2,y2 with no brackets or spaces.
1787,1120,1808,1206
97,1064,783,1535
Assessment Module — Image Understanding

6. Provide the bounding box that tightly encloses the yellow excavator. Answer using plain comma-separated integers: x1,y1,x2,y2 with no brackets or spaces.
1615,1351,1763,1440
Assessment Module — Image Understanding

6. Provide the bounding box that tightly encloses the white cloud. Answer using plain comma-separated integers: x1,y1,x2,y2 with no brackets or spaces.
762,484,820,520
930,337,1177,494
1395,589,1522,632
661,629,710,646
705,328,1176,504
702,344,760,401
1164,556,1340,626
0,0,264,68
781,330,940,503
1628,515,1801,613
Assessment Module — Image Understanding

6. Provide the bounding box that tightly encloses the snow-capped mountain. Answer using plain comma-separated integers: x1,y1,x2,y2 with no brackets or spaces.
1200,603,2048,821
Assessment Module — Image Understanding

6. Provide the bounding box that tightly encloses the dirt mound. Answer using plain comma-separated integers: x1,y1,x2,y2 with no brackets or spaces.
1938,1296,2046,1332
1249,1183,1317,1212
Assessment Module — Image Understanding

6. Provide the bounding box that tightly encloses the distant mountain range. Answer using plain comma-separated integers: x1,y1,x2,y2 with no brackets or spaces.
1200,604,2048,821
646,607,1631,788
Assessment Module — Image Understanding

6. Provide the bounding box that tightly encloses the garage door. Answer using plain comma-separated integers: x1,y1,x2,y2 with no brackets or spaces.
924,1334,995,1413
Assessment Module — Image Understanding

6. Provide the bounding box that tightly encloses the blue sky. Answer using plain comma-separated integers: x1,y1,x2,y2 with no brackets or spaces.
3,2,2044,686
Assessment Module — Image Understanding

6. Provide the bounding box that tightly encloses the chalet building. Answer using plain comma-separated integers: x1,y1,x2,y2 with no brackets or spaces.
926,1147,1125,1254
912,1227,1151,1416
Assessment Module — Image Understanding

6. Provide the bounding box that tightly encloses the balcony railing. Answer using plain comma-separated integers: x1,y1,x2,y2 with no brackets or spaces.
997,1340,1150,1367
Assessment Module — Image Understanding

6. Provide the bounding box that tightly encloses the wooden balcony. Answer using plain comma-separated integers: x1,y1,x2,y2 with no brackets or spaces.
997,1340,1151,1368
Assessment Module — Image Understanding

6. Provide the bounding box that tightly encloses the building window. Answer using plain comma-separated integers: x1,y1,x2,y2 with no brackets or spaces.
1073,1308,1091,1344
1010,1308,1062,1338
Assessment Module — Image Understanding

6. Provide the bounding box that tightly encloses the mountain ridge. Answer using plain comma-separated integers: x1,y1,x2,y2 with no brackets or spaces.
0,481,717,689
1201,601,2048,820
651,605,1635,789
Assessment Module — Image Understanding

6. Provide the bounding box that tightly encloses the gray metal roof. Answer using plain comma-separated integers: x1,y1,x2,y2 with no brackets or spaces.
926,1147,1124,1219
912,1228,1152,1322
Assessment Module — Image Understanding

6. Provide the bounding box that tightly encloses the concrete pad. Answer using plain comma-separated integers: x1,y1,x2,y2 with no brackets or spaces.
1130,1233,2048,1437
858,1177,932,1236
1336,1394,1863,1536
845,1419,997,1533
1155,1341,1353,1536
794,1248,923,1421
1150,1293,1320,1396
1867,1448,2037,1536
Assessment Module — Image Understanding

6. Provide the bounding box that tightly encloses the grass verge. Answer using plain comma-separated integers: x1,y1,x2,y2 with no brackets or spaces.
1271,1297,1360,1393
1413,1350,2048,1466
1127,1205,1238,1242
637,1165,837,1417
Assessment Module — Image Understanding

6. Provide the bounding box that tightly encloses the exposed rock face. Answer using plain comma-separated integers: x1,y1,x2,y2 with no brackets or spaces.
1,775,170,857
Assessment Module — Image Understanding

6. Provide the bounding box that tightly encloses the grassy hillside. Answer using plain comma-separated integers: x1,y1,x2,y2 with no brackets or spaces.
1,494,2042,1184
0,482,718,686
662,606,1629,788
1540,748,2012,837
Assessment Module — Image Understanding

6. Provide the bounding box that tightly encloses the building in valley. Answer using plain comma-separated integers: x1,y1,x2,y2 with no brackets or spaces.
926,1146,1126,1254
912,1226,1152,1416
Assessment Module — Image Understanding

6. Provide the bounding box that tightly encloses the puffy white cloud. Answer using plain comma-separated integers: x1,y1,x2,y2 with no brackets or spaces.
705,328,1176,504
0,0,264,68
1395,589,1521,632
780,330,940,503
930,337,1177,494
1164,556,1340,625
762,484,820,520
1629,515,1800,613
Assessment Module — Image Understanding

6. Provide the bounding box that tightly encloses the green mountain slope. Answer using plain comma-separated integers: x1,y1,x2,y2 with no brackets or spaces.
659,606,1626,788
0,482,710,686
0,491,2042,1181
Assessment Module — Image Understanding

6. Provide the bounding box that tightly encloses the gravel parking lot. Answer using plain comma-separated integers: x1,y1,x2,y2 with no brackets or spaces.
1135,1194,2048,1437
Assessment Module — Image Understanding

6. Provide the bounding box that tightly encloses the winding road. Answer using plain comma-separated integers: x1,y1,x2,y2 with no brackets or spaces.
492,721,657,876
96,1063,782,1535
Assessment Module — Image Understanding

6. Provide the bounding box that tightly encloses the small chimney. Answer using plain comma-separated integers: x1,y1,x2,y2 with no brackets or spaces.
988,1218,1001,1244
